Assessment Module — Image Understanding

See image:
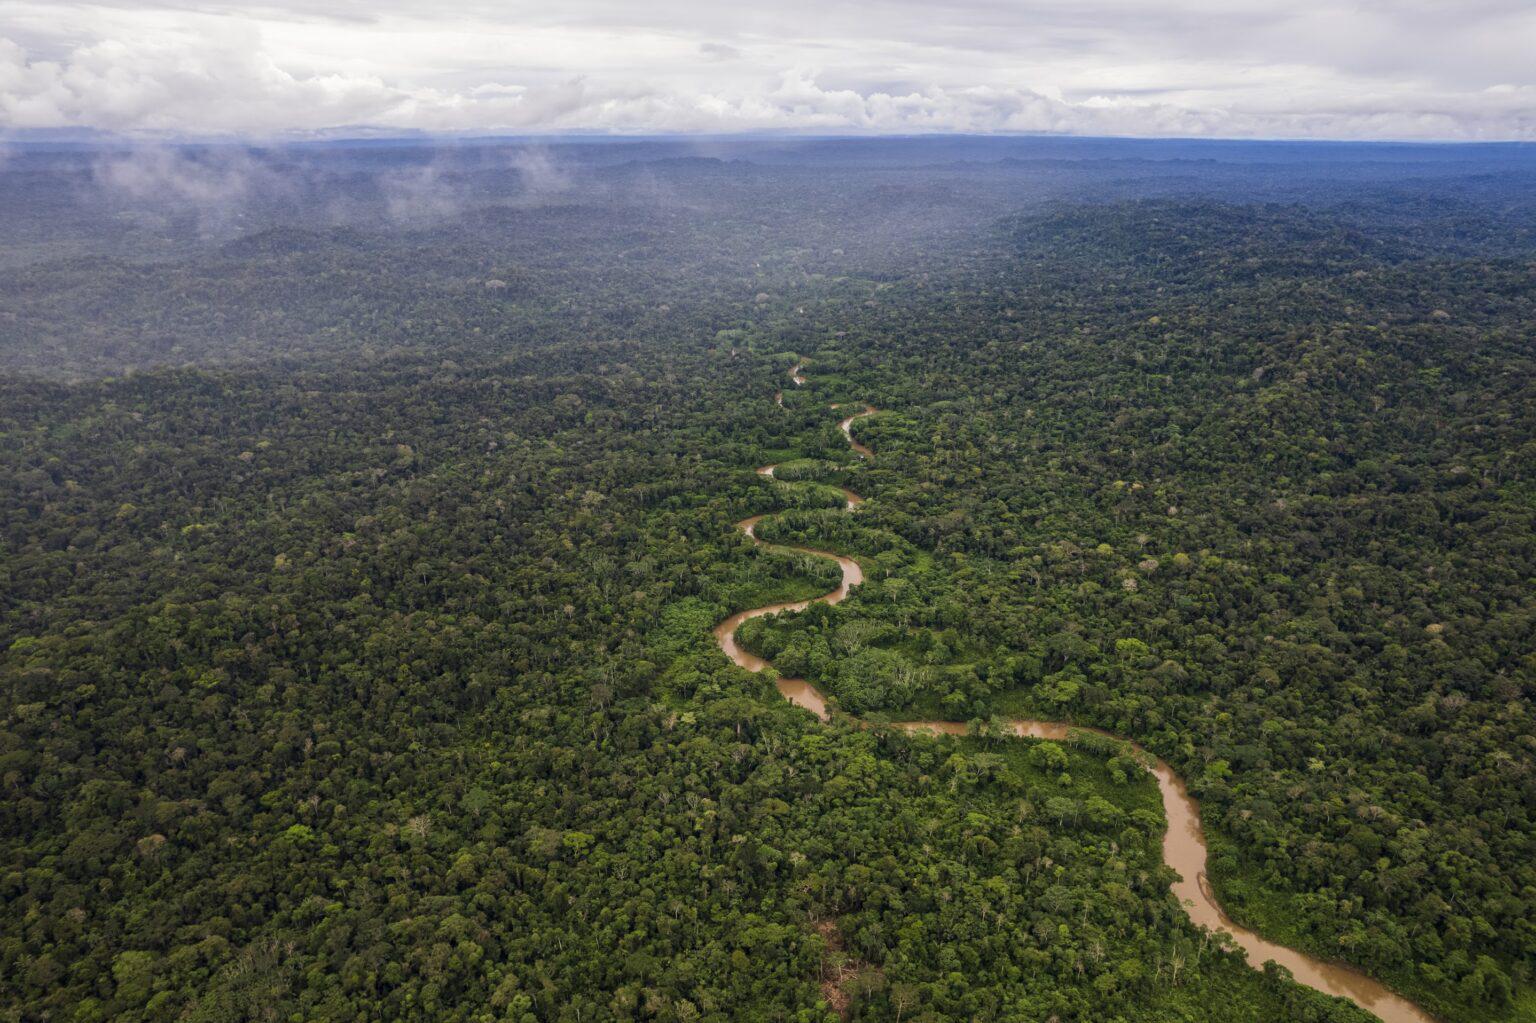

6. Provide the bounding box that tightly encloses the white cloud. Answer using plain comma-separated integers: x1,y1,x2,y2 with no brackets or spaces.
0,1,1532,139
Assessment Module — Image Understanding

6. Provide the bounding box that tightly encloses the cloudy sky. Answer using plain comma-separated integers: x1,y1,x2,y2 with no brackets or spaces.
1,0,1532,140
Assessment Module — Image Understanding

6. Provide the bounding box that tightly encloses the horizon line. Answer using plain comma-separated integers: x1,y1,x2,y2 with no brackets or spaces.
5,129,1535,150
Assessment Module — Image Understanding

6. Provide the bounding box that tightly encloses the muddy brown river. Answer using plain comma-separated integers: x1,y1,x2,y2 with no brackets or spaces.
712,367,1437,1023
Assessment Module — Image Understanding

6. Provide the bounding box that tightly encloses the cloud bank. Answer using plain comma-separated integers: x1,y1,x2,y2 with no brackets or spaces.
1,1,1533,140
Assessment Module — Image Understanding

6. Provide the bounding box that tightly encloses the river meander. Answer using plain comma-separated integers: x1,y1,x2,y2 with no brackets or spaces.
712,363,1437,1023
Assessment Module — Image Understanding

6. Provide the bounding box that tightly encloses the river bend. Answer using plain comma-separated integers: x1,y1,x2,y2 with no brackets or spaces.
711,363,1437,1023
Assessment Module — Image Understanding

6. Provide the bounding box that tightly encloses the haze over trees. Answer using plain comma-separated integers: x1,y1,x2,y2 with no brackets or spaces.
1,137,1533,1023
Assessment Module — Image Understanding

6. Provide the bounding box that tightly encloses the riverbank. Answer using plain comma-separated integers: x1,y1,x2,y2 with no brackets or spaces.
711,360,1439,1023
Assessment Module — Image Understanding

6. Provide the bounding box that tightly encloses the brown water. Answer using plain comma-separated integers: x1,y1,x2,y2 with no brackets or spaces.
892,717,1437,1023
714,382,1437,1023
775,362,808,408
831,404,877,460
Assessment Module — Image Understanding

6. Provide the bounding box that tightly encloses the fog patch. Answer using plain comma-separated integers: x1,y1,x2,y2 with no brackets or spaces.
509,145,571,198
95,147,262,204
378,158,467,223
88,145,294,237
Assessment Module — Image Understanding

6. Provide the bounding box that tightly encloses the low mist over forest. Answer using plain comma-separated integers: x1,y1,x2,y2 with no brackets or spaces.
2,137,1534,1023
6,136,1533,375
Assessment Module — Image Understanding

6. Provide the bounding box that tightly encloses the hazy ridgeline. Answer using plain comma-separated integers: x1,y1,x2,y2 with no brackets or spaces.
1,138,1533,1023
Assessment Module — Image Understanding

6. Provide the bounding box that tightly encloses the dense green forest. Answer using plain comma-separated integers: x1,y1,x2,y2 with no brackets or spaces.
1,139,1533,1022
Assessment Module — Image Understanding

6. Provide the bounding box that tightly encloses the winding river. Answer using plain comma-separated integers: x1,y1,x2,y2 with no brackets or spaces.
712,363,1437,1023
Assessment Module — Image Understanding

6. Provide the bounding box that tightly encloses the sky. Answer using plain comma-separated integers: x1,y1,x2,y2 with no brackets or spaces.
1,1,1533,141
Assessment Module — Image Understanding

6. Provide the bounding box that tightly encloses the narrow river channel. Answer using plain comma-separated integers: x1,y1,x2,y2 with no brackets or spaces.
711,363,1438,1023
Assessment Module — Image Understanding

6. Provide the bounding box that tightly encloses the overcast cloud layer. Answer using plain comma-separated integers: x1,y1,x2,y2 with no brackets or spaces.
1,1,1533,140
